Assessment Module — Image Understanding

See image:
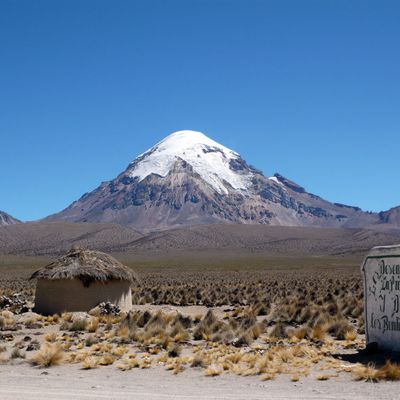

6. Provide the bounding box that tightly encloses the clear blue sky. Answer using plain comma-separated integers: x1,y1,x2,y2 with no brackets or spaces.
1,0,399,221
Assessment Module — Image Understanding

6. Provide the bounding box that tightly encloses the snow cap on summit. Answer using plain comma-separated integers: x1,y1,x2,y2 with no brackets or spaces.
128,130,253,194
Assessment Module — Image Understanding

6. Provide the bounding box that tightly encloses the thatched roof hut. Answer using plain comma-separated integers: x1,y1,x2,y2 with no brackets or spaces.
31,247,138,315
31,247,137,285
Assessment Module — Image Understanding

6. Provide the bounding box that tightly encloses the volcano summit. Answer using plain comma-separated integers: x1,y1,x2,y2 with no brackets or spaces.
47,130,384,230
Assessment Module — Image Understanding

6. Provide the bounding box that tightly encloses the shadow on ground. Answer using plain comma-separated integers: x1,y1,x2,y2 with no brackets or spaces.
334,344,400,367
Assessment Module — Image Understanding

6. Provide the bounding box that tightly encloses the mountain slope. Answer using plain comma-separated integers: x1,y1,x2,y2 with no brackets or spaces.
0,222,142,255
377,206,400,233
46,130,383,230
1,222,399,258
116,224,400,257
0,211,20,226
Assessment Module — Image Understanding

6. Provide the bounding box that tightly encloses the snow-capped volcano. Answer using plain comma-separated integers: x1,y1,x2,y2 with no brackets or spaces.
127,130,253,195
47,130,381,230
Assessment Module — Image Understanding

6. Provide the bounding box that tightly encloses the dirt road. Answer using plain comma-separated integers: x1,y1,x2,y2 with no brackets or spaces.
0,363,398,400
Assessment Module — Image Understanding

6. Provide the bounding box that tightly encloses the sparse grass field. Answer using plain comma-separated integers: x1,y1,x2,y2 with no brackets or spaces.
0,254,398,383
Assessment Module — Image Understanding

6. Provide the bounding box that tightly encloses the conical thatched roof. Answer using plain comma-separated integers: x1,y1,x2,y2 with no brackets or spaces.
30,247,138,286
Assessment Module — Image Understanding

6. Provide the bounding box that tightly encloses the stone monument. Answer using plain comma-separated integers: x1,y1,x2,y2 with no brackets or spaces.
362,244,400,351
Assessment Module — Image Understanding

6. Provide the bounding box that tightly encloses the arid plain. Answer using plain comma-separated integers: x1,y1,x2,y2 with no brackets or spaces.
1,223,400,399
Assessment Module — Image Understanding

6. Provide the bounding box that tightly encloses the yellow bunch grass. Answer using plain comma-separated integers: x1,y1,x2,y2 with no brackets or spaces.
30,343,64,368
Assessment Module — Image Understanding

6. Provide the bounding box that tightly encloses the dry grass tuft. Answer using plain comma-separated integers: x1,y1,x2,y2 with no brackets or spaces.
269,322,288,339
261,372,276,381
62,313,73,322
353,363,379,382
87,317,99,333
191,355,205,368
69,318,88,332
204,364,223,376
344,328,358,341
375,361,400,381
82,356,99,369
288,326,309,341
316,373,334,381
31,343,64,368
44,332,58,342
311,323,329,341
99,355,116,366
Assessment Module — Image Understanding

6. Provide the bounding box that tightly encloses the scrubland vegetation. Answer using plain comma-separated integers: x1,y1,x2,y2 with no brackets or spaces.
0,263,399,382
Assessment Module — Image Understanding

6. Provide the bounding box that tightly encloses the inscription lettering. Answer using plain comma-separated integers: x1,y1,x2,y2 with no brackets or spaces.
365,253,400,350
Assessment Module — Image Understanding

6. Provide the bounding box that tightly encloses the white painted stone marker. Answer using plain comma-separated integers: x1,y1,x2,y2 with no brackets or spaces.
362,244,400,351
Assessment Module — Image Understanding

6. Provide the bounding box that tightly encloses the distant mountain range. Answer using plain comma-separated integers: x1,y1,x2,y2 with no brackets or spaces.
0,211,20,226
44,130,398,231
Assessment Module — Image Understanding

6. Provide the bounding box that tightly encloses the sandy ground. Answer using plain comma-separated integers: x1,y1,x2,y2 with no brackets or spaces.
0,363,399,400
1,305,398,399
